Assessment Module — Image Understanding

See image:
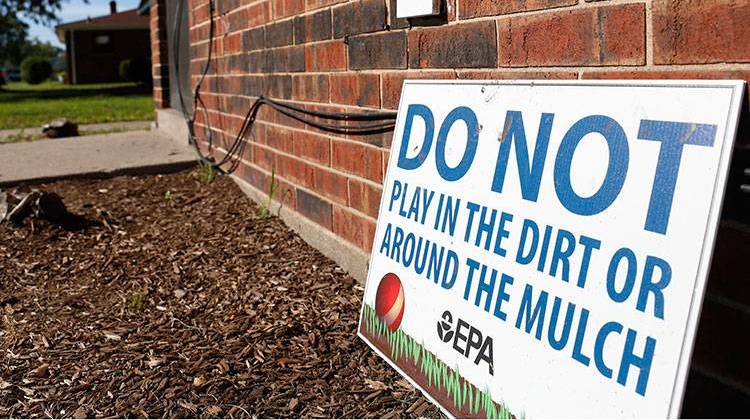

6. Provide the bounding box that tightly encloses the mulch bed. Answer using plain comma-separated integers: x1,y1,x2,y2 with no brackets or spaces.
0,170,442,419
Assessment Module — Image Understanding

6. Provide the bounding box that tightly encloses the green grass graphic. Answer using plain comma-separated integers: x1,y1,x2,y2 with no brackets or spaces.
362,304,517,419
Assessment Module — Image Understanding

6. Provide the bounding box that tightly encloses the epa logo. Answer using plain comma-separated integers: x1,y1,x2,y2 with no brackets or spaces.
437,311,455,342
435,310,494,375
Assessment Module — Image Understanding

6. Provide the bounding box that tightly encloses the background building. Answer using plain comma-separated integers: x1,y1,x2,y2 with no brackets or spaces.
57,1,150,84
149,0,750,416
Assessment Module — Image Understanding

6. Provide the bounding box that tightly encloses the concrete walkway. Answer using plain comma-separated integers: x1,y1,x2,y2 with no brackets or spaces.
0,120,153,141
0,129,196,187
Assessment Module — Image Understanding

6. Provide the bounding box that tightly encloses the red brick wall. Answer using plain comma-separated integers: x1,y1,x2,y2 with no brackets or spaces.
150,0,170,108
153,0,750,411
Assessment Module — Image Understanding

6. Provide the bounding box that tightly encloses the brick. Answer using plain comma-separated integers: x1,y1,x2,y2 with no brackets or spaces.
265,125,295,154
330,73,380,108
219,76,242,95
192,3,210,24
224,32,241,54
292,74,330,102
273,0,305,19
313,167,349,205
457,70,578,80
597,3,645,65
277,155,315,188
382,149,390,175
297,189,333,229
273,106,306,130
242,75,265,97
246,50,269,73
459,0,576,19
348,178,382,218
238,133,255,164
653,0,750,64
267,46,306,72
227,55,244,74
409,21,496,69
242,27,265,51
582,69,750,81
214,56,229,75
266,19,294,47
247,1,272,28
305,40,347,71
266,74,292,99
239,162,270,193
332,140,383,182
348,31,407,70
347,129,394,148
253,122,271,144
217,19,231,38
192,42,210,60
252,144,276,170
381,71,455,109
227,8,247,31
217,0,240,14
333,0,387,38
387,0,409,29
257,105,275,125
241,161,298,210
498,4,645,67
293,130,331,165
294,9,332,44
332,206,377,251
192,25,210,43
276,177,298,210
306,0,346,10
293,112,327,133
248,122,266,145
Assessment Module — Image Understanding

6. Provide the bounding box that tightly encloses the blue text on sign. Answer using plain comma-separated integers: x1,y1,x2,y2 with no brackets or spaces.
397,104,718,235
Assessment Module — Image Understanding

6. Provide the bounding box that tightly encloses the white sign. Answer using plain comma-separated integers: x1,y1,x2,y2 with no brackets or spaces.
358,80,744,418
396,0,440,18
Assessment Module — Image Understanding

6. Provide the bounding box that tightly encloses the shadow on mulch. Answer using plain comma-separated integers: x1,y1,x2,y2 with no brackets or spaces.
0,169,443,419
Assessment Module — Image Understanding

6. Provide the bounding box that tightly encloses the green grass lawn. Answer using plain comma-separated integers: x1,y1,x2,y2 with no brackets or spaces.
0,81,155,130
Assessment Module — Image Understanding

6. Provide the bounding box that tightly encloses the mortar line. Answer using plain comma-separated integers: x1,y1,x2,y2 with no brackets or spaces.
197,141,382,224
193,121,390,189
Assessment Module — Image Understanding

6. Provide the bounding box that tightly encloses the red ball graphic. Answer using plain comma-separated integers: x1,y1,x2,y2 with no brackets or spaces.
375,273,405,331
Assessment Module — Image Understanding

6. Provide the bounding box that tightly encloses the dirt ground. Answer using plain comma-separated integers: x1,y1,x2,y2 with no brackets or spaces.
0,170,442,418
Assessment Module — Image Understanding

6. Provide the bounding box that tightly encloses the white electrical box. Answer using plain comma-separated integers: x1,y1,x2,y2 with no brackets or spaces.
396,0,441,18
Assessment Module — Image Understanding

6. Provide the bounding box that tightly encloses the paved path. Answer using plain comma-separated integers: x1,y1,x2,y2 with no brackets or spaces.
0,129,196,187
0,120,153,141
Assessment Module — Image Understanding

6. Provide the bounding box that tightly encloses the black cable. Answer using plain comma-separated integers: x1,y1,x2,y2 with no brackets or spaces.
265,98,397,121
261,98,395,135
171,0,398,174
173,0,218,170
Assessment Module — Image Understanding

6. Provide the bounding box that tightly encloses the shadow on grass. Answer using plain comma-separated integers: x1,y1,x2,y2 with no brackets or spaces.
0,84,152,103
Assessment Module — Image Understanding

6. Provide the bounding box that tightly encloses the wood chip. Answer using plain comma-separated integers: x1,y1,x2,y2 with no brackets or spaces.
0,170,443,419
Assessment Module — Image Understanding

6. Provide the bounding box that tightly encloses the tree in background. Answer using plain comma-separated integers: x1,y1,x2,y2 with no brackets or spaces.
1,0,82,23
0,14,29,67
1,0,68,71
21,56,52,84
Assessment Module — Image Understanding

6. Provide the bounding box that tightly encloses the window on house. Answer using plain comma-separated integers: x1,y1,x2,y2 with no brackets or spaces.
93,34,113,53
